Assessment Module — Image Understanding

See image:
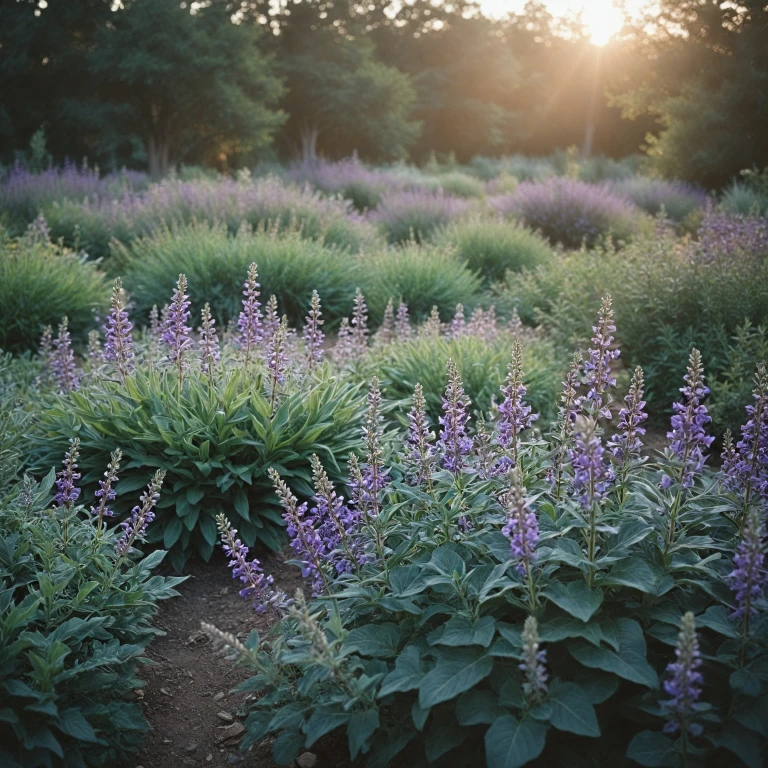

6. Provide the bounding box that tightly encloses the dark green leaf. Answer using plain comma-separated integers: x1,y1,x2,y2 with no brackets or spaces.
626,731,680,767
485,715,546,768
542,581,603,623
549,682,600,737
418,648,494,708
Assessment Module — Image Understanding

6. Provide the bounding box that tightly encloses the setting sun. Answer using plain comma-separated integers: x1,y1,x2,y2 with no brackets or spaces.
582,0,625,45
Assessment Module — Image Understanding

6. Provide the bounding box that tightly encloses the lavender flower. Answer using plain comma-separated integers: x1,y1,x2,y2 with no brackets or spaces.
550,352,583,500
302,290,325,370
421,306,442,338
395,301,412,340
54,439,81,510
237,263,263,362
361,377,390,512
198,303,220,381
91,448,121,529
148,304,161,339
581,296,619,419
86,330,104,368
115,470,165,556
38,325,53,370
266,318,288,414
569,416,615,509
722,363,768,504
609,366,648,462
661,349,715,490
310,455,366,575
661,612,704,738
520,616,548,704
502,469,539,575
332,317,356,366
438,358,474,474
161,274,193,382
467,306,498,341
51,317,79,392
269,468,327,595
375,298,395,346
259,293,278,339
103,277,134,383
406,382,437,487
216,513,288,615
449,304,466,339
728,507,767,628
497,338,538,465
351,288,369,356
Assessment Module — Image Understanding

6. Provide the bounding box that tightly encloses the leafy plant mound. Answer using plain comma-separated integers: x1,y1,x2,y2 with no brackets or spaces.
0,465,184,767
26,368,366,571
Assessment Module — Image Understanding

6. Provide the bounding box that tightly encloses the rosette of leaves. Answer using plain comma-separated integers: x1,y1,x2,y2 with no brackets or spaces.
27,368,366,571
0,469,184,767
228,407,765,766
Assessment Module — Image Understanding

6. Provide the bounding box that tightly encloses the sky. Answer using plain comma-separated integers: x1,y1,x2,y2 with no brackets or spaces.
479,0,650,44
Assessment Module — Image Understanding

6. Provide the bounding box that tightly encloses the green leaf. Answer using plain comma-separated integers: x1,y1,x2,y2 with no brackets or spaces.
344,624,401,659
163,516,182,549
456,690,505,726
347,710,379,760
418,648,494,708
485,715,546,768
548,682,600,737
272,730,304,766
424,709,466,762
389,565,427,597
430,546,466,578
542,581,603,623
379,646,424,697
55,709,98,743
569,618,657,688
303,710,351,748
626,731,680,767
429,616,496,648
696,605,739,639
710,723,763,768
730,668,761,697
597,557,671,595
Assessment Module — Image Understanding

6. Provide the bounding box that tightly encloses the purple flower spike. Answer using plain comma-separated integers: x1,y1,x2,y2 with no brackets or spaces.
395,301,412,340
661,349,715,490
728,507,767,628
266,318,288,414
723,363,768,504
54,439,81,510
332,317,356,366
51,317,79,392
502,469,539,575
302,290,325,370
161,274,193,382
438,358,474,474
216,513,288,615
375,298,395,346
115,470,165,557
581,295,620,419
103,277,135,383
662,612,704,738
91,448,121,529
520,616,548,705
198,303,220,380
310,454,367,575
406,382,437,487
497,338,538,464
449,304,466,339
609,366,648,463
569,416,615,509
351,288,369,356
269,468,327,595
237,263,263,362
263,295,281,342
421,306,442,338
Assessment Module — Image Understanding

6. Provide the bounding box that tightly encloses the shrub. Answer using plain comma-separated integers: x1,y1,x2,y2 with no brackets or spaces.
209,337,767,768
119,222,360,328
0,230,108,353
361,242,482,323
610,177,708,222
577,155,635,183
434,171,486,198
26,368,366,571
361,333,561,426
43,177,378,261
433,217,553,283
721,182,768,216
371,189,473,244
0,465,184,767
492,178,644,249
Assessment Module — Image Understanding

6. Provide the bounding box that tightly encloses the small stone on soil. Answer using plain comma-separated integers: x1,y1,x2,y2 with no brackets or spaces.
213,692,225,702
206,755,213,763
297,753,318,768
217,711,234,723
159,688,172,697
185,743,199,753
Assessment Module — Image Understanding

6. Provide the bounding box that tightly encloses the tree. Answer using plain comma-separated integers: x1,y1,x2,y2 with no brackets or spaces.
82,0,285,177
613,0,768,187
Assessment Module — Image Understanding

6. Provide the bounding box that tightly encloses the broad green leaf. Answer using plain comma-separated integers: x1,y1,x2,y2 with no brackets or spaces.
272,730,304,766
696,605,739,639
430,547,466,578
379,646,423,697
626,731,680,767
429,616,496,648
348,710,379,760
303,710,352,747
424,710,467,762
542,581,603,623
710,723,764,768
163,516,182,549
389,565,427,598
344,624,401,659
485,715,546,768
549,682,600,737
456,690,505,726
418,648,493,708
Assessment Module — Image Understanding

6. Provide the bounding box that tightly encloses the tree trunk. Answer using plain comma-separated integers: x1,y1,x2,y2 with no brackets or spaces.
300,124,319,166
147,122,172,179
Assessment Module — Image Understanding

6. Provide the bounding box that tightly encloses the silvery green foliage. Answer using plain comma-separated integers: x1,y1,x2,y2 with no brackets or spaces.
0,467,184,768
221,304,767,768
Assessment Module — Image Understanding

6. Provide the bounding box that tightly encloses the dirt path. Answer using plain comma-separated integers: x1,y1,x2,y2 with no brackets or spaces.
134,549,304,768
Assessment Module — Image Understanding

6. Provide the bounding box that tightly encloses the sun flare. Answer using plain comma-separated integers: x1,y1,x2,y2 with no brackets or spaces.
581,0,625,45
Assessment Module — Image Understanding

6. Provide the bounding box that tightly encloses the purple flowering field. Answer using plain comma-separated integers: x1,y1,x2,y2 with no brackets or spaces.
2,158,768,768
